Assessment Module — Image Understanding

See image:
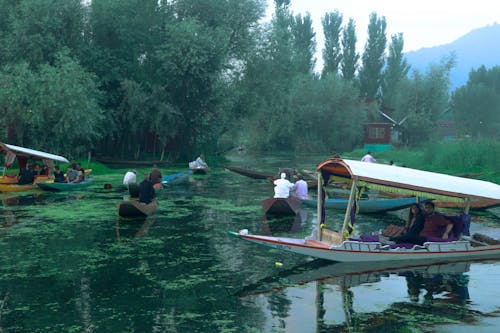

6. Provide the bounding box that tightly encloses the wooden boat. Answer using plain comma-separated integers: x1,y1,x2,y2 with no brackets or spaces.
222,165,274,180
229,158,500,262
302,196,422,214
0,142,69,191
117,199,159,217
262,197,302,216
189,166,209,175
160,170,192,186
37,177,94,192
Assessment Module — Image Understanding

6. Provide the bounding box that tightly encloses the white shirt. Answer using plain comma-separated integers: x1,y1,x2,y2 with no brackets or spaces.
292,179,309,200
123,171,136,185
273,178,294,198
361,154,376,163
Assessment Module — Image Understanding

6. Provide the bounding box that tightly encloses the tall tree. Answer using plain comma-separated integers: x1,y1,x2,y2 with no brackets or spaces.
359,12,387,100
291,13,316,75
340,18,359,81
382,33,410,107
321,11,343,77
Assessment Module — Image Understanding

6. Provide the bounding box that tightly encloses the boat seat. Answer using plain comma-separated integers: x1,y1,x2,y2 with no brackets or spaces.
319,228,343,246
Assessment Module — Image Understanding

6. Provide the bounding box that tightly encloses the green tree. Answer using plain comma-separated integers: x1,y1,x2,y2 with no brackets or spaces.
0,0,84,67
340,18,359,81
382,33,410,108
30,51,104,155
359,12,387,99
321,11,343,77
0,63,36,145
291,13,316,75
451,66,500,138
396,57,454,145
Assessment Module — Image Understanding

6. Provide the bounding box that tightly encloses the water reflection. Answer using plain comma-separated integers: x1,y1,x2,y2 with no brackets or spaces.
115,216,158,240
237,259,499,332
261,209,308,235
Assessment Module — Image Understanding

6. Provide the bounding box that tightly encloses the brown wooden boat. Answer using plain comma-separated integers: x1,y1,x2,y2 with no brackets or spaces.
222,165,274,180
433,198,500,210
117,199,159,217
261,197,302,216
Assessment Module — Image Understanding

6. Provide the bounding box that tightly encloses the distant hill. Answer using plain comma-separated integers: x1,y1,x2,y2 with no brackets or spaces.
404,23,500,91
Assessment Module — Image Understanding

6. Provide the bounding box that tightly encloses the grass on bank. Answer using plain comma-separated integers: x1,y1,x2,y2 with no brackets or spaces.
345,139,500,184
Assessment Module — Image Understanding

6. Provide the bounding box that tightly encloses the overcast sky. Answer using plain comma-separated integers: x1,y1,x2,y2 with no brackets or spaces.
268,0,499,53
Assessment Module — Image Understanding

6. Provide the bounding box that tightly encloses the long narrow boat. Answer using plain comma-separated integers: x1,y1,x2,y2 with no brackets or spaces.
37,177,94,192
117,199,159,217
160,170,192,187
302,196,421,214
262,197,302,216
222,165,274,180
0,142,69,191
229,158,500,262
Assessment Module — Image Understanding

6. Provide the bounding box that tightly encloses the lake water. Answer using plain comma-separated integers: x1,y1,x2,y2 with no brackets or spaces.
0,152,499,333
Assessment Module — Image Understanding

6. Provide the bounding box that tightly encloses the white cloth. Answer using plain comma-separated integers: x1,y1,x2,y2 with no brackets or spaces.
189,157,208,168
361,154,376,163
273,178,294,198
292,179,309,200
123,171,136,185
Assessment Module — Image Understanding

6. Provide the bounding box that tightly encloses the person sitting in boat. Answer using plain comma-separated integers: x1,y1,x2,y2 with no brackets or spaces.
388,204,426,244
273,173,294,198
17,164,35,185
387,202,453,245
76,163,85,182
149,164,162,185
291,173,308,200
189,154,208,169
123,169,137,185
66,166,79,183
139,173,155,204
53,165,66,183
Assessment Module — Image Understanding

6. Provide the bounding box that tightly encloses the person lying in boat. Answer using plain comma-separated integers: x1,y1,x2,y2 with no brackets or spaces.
66,166,79,183
273,173,294,198
139,173,155,204
53,165,66,183
383,202,454,245
189,154,208,169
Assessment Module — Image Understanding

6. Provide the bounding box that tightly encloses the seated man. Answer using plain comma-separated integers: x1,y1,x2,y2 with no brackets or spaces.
273,173,294,198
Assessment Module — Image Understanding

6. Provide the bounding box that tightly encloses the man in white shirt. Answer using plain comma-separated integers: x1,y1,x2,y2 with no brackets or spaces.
361,152,376,163
123,169,137,185
273,173,294,198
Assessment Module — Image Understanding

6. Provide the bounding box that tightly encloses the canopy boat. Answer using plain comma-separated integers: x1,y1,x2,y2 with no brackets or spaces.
262,197,302,216
0,142,69,191
160,170,192,187
37,177,94,192
229,158,500,262
117,199,159,217
302,196,422,214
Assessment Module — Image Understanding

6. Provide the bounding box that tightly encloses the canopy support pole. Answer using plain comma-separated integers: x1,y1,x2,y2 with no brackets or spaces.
341,177,358,239
317,172,322,240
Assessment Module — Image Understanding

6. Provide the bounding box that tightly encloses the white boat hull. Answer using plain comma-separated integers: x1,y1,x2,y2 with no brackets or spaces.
228,231,500,262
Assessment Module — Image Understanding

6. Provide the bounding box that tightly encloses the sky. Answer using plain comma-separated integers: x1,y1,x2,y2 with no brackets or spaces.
268,0,499,53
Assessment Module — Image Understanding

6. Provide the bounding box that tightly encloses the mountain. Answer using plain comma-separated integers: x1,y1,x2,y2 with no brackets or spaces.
404,23,500,90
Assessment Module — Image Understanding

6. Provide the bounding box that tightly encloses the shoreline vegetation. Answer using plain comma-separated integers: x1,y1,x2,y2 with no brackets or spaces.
70,138,499,185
